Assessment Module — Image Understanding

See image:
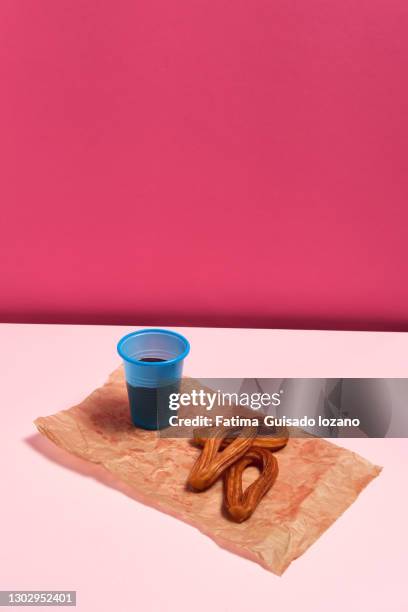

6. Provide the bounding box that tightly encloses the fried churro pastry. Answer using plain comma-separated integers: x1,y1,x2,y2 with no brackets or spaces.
224,447,278,523
193,423,289,452
187,425,257,491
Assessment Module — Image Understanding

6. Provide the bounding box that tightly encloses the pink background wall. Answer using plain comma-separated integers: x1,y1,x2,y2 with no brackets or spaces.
1,1,408,330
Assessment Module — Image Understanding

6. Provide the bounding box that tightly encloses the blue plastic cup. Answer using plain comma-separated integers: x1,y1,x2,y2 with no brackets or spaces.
117,329,190,430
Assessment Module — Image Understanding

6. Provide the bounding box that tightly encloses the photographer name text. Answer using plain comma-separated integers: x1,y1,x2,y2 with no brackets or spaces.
168,415,361,428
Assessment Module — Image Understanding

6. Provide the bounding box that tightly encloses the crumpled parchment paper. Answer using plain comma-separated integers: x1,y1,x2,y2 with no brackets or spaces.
34,367,381,575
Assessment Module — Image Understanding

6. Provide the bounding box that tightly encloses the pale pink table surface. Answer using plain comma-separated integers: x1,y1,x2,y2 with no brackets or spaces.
1,323,407,612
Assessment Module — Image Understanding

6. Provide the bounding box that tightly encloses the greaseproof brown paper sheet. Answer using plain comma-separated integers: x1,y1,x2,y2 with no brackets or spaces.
34,368,381,575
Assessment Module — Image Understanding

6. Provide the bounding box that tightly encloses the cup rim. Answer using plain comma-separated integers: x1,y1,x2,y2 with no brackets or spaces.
117,328,190,367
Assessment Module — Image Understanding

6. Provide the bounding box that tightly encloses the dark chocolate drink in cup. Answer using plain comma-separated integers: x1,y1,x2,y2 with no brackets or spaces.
126,356,179,430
